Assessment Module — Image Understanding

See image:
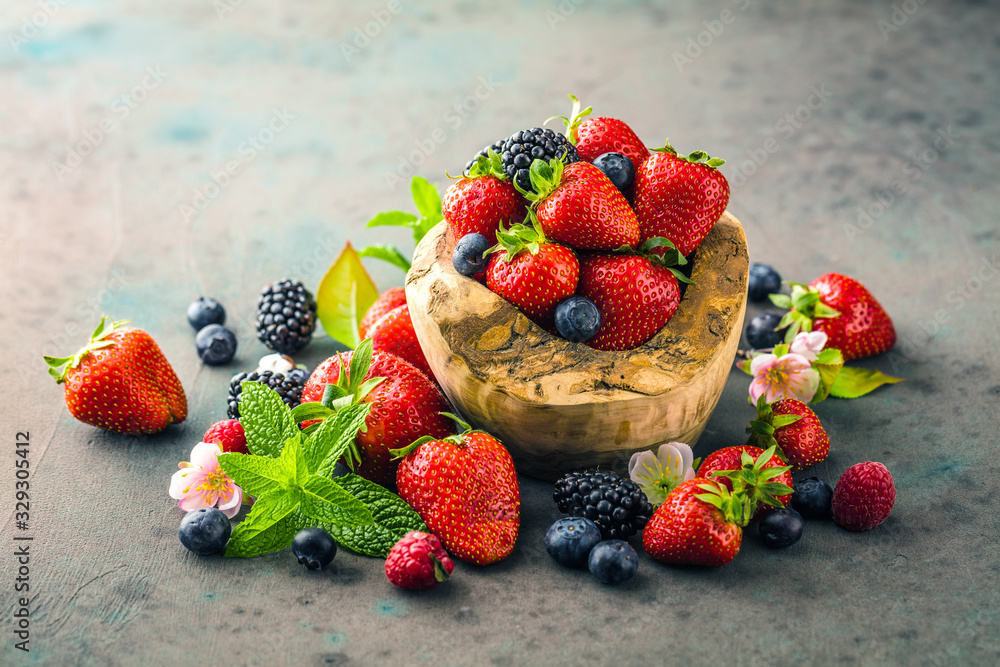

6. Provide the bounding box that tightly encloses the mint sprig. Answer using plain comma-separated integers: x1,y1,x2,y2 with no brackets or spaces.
359,176,444,273
218,345,426,559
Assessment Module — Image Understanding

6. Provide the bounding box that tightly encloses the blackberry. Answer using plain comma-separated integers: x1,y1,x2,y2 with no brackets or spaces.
227,370,305,419
255,279,316,355
553,469,654,540
466,128,581,193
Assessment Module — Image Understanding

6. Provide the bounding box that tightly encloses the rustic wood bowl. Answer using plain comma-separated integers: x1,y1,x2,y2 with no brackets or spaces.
405,212,749,481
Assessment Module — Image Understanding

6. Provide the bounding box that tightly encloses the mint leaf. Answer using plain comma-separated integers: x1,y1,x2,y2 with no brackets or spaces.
305,404,370,476
411,177,442,221
290,402,335,423
224,491,303,558
829,366,903,399
217,452,292,498
366,211,419,229
239,381,299,458
358,244,411,272
300,475,373,526
324,473,427,557
278,433,308,484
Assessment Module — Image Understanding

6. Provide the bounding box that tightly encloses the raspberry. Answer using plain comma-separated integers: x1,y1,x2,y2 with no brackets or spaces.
384,531,455,591
202,419,248,454
832,461,896,531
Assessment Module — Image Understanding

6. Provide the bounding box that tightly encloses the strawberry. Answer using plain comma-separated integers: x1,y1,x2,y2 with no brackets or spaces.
771,274,896,361
485,219,579,326
633,140,730,256
643,447,792,567
44,316,187,435
202,419,247,454
746,396,830,471
443,149,525,243
548,94,650,168
358,287,407,340
577,247,684,351
519,159,640,250
832,462,896,531
301,342,452,486
367,303,434,380
698,445,793,521
393,415,520,565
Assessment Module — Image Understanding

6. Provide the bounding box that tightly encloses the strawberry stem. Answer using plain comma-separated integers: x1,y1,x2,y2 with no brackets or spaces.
43,315,130,384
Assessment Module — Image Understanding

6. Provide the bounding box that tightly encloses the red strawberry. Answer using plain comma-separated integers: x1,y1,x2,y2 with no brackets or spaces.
385,530,455,591
698,445,793,521
202,419,247,454
394,417,520,565
633,141,730,256
359,287,407,340
549,94,650,168
301,345,452,486
773,274,896,361
443,149,525,243
832,462,896,531
577,252,681,351
642,478,745,567
521,159,640,250
44,316,187,435
367,304,433,380
746,397,830,471
485,220,579,326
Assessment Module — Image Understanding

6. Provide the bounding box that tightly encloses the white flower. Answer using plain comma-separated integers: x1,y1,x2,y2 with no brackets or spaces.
789,331,828,362
628,442,696,506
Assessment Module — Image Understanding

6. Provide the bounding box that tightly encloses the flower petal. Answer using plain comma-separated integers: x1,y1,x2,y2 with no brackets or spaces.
628,451,659,483
189,442,222,470
749,376,768,404
178,493,209,512
218,485,242,517
750,353,777,377
169,469,200,500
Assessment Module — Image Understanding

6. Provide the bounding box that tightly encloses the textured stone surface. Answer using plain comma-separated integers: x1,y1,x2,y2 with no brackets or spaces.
1,0,999,665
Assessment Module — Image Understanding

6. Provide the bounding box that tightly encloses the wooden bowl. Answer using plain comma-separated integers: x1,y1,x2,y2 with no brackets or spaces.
406,212,749,480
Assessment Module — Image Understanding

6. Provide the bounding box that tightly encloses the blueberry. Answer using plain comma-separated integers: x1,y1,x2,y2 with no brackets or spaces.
745,312,786,349
592,152,635,193
195,324,238,365
747,263,782,303
545,517,602,568
453,233,491,276
285,367,310,384
178,508,231,556
758,508,804,548
791,477,834,519
292,527,337,570
187,297,226,331
555,296,601,343
588,539,638,585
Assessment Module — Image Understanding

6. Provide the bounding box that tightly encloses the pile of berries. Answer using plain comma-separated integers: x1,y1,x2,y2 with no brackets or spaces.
445,95,730,351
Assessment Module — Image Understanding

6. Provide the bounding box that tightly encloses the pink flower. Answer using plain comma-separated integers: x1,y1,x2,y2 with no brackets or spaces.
749,352,820,404
169,442,243,518
789,331,828,362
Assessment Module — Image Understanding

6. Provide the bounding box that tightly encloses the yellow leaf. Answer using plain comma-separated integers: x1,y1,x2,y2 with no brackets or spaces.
316,242,379,349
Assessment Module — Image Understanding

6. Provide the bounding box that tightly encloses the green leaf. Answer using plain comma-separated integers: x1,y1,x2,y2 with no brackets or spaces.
829,367,903,399
278,434,308,485
316,241,379,349
323,473,427,557
812,349,845,403
770,415,802,429
358,244,412,272
299,475,373,526
367,211,418,229
303,403,370,475
289,402,335,424
224,493,304,558
217,452,292,498
815,348,843,365
411,176,442,221
239,381,299,458
769,294,792,309
347,338,374,395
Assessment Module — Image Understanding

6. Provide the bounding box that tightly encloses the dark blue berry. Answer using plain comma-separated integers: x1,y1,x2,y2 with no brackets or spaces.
195,324,238,365
588,540,638,585
592,152,635,192
453,233,491,276
545,517,603,568
748,263,782,302
758,508,804,548
555,296,601,343
791,477,834,519
292,527,337,570
187,297,226,331
178,508,231,556
285,367,310,384
745,312,786,349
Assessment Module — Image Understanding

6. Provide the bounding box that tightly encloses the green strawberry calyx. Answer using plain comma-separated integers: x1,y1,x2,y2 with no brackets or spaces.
513,157,566,203
704,445,794,525
769,282,842,343
462,148,508,181
693,479,751,527
612,237,694,285
651,139,726,169
745,395,803,461
486,215,551,262
544,93,593,145
43,315,130,384
388,411,472,459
